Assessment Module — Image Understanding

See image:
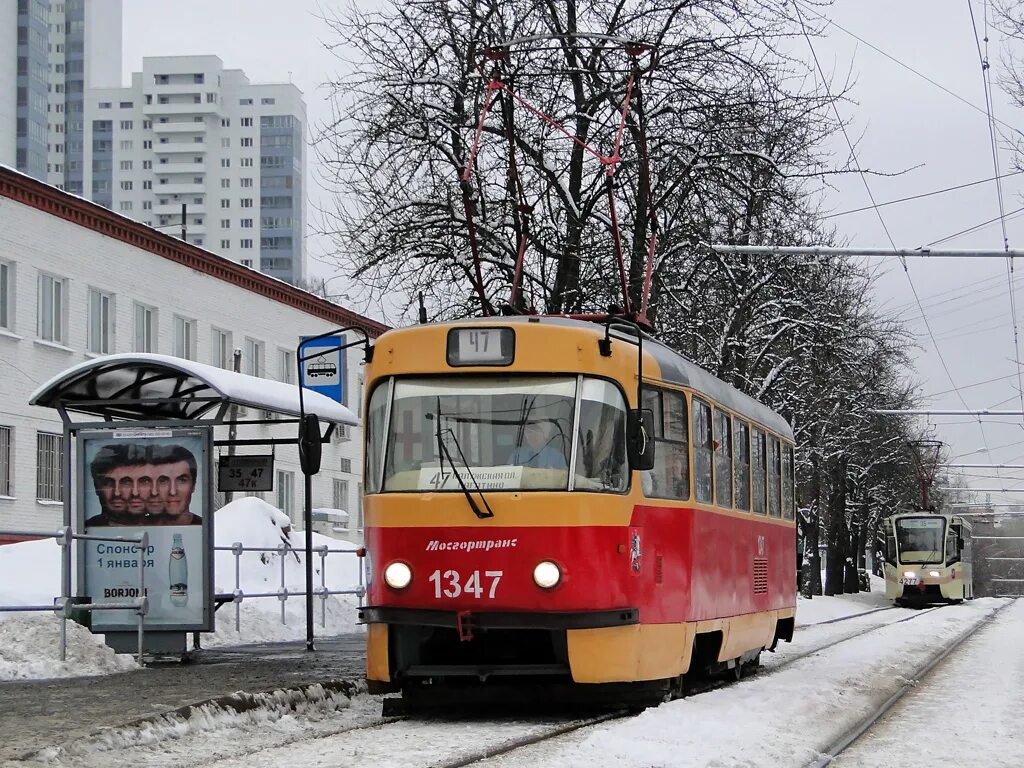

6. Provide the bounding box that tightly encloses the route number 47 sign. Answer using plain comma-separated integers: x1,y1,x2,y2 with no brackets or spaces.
217,455,275,492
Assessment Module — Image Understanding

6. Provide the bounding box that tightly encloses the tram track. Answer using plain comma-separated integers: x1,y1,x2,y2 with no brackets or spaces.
803,599,1014,768
360,604,966,768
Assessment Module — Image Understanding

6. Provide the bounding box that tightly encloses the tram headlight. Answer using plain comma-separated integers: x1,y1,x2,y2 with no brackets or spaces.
383,561,412,590
929,570,940,578
903,571,917,579
533,560,561,589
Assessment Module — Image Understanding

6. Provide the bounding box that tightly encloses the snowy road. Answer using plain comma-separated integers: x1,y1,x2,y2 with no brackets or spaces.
17,598,1009,768
835,598,1024,767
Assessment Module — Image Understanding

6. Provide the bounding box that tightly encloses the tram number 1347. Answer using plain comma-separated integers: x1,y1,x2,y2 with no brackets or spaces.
429,569,503,599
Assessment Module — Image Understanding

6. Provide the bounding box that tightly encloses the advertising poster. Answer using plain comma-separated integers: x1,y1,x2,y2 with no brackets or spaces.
77,427,212,631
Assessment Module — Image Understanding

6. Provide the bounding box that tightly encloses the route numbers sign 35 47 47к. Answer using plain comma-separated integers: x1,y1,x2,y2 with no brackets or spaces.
217,455,274,492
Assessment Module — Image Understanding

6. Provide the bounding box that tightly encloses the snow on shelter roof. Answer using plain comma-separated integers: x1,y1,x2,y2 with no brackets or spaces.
29,353,358,425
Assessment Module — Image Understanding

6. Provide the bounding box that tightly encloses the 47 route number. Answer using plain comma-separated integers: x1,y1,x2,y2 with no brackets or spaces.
429,569,502,599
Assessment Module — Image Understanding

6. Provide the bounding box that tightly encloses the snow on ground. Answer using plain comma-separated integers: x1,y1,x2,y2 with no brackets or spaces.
836,598,1024,767
0,497,364,680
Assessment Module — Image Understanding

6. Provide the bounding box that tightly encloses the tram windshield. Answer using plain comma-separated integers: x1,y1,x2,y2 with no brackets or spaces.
895,517,946,564
367,376,628,493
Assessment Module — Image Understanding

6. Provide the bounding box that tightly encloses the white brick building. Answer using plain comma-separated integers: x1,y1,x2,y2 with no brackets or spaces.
0,165,386,543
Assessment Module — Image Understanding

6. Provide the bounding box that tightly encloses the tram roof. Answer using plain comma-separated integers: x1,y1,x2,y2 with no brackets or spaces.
29,353,359,425
446,316,794,440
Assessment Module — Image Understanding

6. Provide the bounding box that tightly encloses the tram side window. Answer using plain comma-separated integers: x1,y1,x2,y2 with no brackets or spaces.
640,388,689,500
946,524,961,564
573,378,628,493
693,397,713,504
751,428,767,515
734,420,751,512
767,436,781,517
713,408,733,508
781,444,795,520
364,380,390,494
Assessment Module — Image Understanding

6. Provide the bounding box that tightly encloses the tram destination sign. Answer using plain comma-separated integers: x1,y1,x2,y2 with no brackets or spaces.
218,454,274,492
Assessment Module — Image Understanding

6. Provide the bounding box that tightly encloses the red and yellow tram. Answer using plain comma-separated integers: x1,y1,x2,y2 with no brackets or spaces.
360,316,796,705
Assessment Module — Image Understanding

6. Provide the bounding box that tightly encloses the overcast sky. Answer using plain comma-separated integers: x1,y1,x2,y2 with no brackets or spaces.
121,0,1024,502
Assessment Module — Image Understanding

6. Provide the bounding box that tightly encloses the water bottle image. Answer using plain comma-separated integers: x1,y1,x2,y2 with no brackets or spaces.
169,533,188,607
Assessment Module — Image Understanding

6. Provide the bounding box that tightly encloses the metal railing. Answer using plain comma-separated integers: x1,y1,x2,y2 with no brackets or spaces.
0,530,365,661
0,527,149,664
213,541,365,633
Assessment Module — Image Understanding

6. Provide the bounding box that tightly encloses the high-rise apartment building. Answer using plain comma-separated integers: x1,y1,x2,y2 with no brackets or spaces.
5,0,122,185
85,56,306,285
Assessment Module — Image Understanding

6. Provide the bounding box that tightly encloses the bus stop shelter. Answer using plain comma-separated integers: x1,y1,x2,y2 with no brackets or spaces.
29,352,359,653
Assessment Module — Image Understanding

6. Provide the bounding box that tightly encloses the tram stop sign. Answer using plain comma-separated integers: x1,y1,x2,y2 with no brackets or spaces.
300,335,345,405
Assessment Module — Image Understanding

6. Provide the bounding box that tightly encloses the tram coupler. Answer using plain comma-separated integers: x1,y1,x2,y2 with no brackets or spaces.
456,609,474,641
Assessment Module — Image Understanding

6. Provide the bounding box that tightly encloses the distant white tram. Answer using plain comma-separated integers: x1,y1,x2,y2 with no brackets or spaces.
882,512,974,605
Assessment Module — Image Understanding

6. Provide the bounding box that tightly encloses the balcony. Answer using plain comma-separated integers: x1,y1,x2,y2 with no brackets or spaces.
143,100,220,116
154,199,206,213
153,141,208,155
152,121,207,134
153,182,205,196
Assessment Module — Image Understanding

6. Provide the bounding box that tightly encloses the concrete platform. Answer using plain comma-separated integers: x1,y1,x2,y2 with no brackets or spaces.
0,633,366,762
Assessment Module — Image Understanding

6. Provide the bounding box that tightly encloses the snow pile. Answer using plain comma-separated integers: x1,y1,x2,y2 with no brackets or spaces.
0,496,365,677
30,682,360,763
0,614,138,680
206,497,364,646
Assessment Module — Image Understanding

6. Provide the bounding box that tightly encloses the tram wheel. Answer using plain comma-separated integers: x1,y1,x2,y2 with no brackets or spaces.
731,661,742,682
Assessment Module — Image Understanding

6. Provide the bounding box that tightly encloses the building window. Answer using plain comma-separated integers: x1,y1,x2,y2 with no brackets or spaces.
174,315,196,360
143,140,152,149
240,138,253,147
221,118,230,127
206,93,217,103
0,425,10,496
240,239,253,249
277,470,294,521
333,478,348,514
241,117,253,127
261,97,276,105
194,73,205,84
241,259,254,268
133,303,156,352
240,198,252,208
245,337,264,377
220,158,230,168
119,120,132,130
340,457,352,474
98,101,111,109
221,199,230,209
279,348,295,384
220,219,230,228
240,157,253,167
240,177,252,188
36,432,63,502
119,101,133,109
143,201,152,210
211,327,232,369
87,289,112,354
37,273,65,343
240,98,253,106
221,179,230,189
240,218,253,228
119,140,133,150
0,261,11,330
220,239,230,249
120,181,133,191
119,160,133,171
143,160,152,170
221,138,230,148
142,120,152,130
143,180,152,190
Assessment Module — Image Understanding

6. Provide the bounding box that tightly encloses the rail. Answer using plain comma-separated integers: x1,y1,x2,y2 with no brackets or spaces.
211,541,365,635
0,526,149,664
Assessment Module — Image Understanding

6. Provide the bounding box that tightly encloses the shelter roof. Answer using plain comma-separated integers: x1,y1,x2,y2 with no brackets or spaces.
29,353,358,425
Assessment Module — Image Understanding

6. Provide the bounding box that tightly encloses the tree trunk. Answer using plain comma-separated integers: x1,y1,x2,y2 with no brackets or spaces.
823,460,848,596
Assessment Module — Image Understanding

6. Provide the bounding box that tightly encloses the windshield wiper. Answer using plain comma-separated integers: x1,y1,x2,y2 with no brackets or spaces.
430,402,493,519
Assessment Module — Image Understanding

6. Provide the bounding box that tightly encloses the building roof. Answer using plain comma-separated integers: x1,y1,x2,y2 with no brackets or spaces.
29,353,358,425
0,164,388,339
